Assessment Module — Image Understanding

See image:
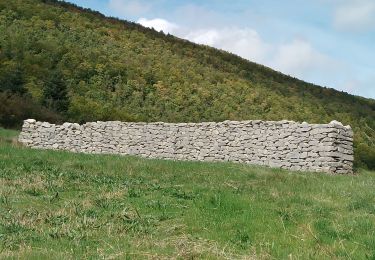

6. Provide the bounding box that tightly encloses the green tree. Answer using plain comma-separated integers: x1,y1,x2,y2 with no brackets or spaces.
42,70,69,113
0,61,25,94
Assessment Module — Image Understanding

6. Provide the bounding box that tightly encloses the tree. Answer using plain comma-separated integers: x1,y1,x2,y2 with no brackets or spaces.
42,70,69,113
0,61,26,94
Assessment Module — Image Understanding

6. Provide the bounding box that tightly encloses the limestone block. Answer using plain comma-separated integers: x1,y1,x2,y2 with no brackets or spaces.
18,119,354,174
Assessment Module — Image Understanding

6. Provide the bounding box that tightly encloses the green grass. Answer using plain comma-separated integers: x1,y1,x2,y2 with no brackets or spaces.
0,128,19,140
0,128,374,259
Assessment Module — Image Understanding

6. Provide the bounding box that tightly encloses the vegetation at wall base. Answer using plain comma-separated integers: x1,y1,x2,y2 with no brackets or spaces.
0,129,374,258
0,0,374,169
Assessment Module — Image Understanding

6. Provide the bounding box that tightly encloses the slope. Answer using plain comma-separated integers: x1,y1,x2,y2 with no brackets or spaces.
0,0,374,168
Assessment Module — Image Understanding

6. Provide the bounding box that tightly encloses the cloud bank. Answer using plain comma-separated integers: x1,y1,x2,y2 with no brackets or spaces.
138,18,339,85
137,18,179,34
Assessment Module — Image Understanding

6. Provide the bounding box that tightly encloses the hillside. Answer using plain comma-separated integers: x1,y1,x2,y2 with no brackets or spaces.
1,129,375,258
0,0,374,169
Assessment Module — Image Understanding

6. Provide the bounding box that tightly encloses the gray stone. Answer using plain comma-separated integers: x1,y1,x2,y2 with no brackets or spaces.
25,119,36,124
18,119,354,174
329,120,343,126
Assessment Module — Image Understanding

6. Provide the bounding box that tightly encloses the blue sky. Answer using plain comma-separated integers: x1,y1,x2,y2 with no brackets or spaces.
67,0,374,99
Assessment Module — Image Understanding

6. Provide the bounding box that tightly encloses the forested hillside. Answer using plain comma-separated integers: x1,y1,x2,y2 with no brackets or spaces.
0,0,374,169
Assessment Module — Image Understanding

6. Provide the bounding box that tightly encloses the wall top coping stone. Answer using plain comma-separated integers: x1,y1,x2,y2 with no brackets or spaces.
24,119,351,129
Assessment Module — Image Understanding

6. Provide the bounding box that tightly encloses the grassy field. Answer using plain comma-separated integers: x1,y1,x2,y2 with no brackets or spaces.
0,128,374,259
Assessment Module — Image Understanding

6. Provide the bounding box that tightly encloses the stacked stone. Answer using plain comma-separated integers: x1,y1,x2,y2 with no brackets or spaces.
18,119,354,174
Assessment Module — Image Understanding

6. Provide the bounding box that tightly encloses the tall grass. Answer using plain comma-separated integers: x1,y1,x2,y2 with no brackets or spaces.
0,128,374,259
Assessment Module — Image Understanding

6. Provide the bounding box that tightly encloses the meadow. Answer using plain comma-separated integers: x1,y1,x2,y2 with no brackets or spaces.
1,0,374,170
0,128,374,259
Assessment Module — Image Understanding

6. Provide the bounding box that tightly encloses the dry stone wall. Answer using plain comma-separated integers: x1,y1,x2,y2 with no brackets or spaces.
19,119,354,174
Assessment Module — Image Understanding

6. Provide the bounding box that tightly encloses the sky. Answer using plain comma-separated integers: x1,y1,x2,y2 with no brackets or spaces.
66,0,374,99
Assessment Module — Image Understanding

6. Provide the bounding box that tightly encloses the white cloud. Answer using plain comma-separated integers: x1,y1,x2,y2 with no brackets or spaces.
270,38,339,79
179,26,336,81
135,22,271,65
334,0,375,31
137,18,179,34
109,0,151,16
184,27,270,64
